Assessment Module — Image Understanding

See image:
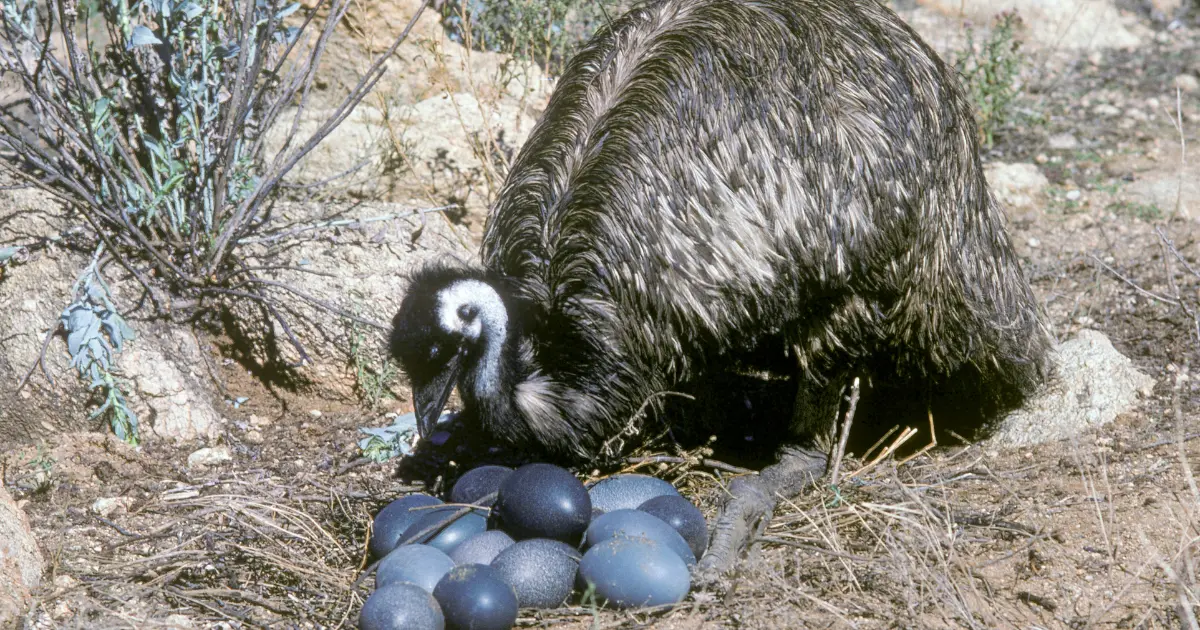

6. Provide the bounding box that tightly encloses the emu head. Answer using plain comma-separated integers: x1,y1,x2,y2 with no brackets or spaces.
390,268,510,438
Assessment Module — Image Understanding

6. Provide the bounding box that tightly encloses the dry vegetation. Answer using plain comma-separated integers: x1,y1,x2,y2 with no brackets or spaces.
3,1,1200,628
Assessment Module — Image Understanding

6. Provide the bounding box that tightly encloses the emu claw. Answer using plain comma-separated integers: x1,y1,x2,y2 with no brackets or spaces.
694,447,828,586
693,474,775,585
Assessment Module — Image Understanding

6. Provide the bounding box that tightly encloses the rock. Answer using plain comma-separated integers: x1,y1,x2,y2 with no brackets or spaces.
162,614,196,629
187,446,233,468
915,0,1142,50
90,497,133,518
1150,0,1183,16
262,9,552,212
1092,103,1121,117
985,162,1049,211
229,199,468,383
1125,165,1200,219
0,189,91,445
0,188,222,448
1174,74,1200,94
988,330,1155,447
122,327,222,443
0,485,43,628
1047,133,1079,150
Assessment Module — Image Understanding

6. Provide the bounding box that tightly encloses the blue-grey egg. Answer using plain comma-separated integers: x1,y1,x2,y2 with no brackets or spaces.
370,494,444,559
401,506,488,554
586,474,679,513
490,538,581,609
359,581,445,630
433,564,518,630
376,544,456,593
494,463,590,544
637,494,708,559
583,509,696,566
578,537,690,610
449,465,513,506
449,530,515,566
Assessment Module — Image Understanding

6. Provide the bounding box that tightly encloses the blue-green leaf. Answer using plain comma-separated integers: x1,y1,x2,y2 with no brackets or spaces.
89,399,112,418
275,2,299,18
66,311,99,356
213,43,240,59
130,25,162,46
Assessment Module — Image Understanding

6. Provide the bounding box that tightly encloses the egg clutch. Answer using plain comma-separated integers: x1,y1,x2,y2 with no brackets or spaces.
359,463,708,630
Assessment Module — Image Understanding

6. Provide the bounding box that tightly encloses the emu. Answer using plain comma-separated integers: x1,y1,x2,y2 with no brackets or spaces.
390,0,1051,574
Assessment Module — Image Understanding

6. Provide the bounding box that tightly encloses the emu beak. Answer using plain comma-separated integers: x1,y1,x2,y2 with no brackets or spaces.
414,352,462,439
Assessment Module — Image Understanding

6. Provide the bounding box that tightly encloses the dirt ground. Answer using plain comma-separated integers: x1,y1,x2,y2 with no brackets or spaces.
3,1,1200,629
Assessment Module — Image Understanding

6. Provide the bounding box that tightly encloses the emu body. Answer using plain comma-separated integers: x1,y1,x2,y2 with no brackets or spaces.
391,0,1050,571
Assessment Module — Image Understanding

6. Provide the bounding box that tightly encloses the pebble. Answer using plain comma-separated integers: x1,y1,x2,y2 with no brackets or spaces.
187,446,232,468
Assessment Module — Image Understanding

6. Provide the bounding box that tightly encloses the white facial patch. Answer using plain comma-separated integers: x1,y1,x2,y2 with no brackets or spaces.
437,279,507,341
437,279,509,396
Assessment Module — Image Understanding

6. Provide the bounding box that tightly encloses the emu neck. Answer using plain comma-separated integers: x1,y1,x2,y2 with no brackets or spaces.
471,308,509,400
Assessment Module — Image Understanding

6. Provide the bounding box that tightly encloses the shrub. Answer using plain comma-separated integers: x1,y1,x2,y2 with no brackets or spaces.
0,0,427,441
953,10,1026,149
439,0,623,73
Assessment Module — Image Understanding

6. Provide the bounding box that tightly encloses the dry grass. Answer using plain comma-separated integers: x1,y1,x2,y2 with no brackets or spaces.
27,472,373,628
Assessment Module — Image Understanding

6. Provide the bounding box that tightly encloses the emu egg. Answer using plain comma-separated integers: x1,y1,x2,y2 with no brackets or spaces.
401,506,488,554
359,582,445,630
490,538,581,609
638,494,709,559
450,465,513,506
433,564,518,630
583,509,696,566
370,494,444,559
449,530,515,566
376,544,456,593
578,537,690,609
494,463,590,544
587,474,679,513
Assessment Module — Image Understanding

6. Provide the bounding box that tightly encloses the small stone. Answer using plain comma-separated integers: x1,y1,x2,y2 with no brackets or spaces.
1092,104,1121,117
1027,238,1040,248
162,614,195,629
1047,133,1079,150
1066,190,1082,201
1175,74,1200,94
52,575,78,591
1035,153,1049,164
90,497,132,518
309,409,322,418
244,430,263,444
187,446,232,468
985,162,1049,210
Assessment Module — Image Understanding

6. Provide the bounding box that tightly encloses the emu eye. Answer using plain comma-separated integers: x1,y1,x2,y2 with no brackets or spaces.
428,343,441,361
457,304,478,321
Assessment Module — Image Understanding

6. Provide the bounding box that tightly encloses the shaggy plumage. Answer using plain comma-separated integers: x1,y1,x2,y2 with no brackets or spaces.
391,0,1050,461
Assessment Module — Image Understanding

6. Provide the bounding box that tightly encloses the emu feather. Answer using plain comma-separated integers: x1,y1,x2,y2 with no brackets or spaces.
390,0,1051,573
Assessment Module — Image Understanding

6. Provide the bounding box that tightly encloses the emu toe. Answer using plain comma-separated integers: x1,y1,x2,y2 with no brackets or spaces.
696,447,828,583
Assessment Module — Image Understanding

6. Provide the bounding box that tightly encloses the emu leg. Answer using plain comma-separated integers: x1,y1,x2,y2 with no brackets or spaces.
695,446,827,578
696,372,844,581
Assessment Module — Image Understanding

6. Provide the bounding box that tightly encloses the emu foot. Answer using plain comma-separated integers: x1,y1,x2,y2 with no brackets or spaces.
695,446,827,584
